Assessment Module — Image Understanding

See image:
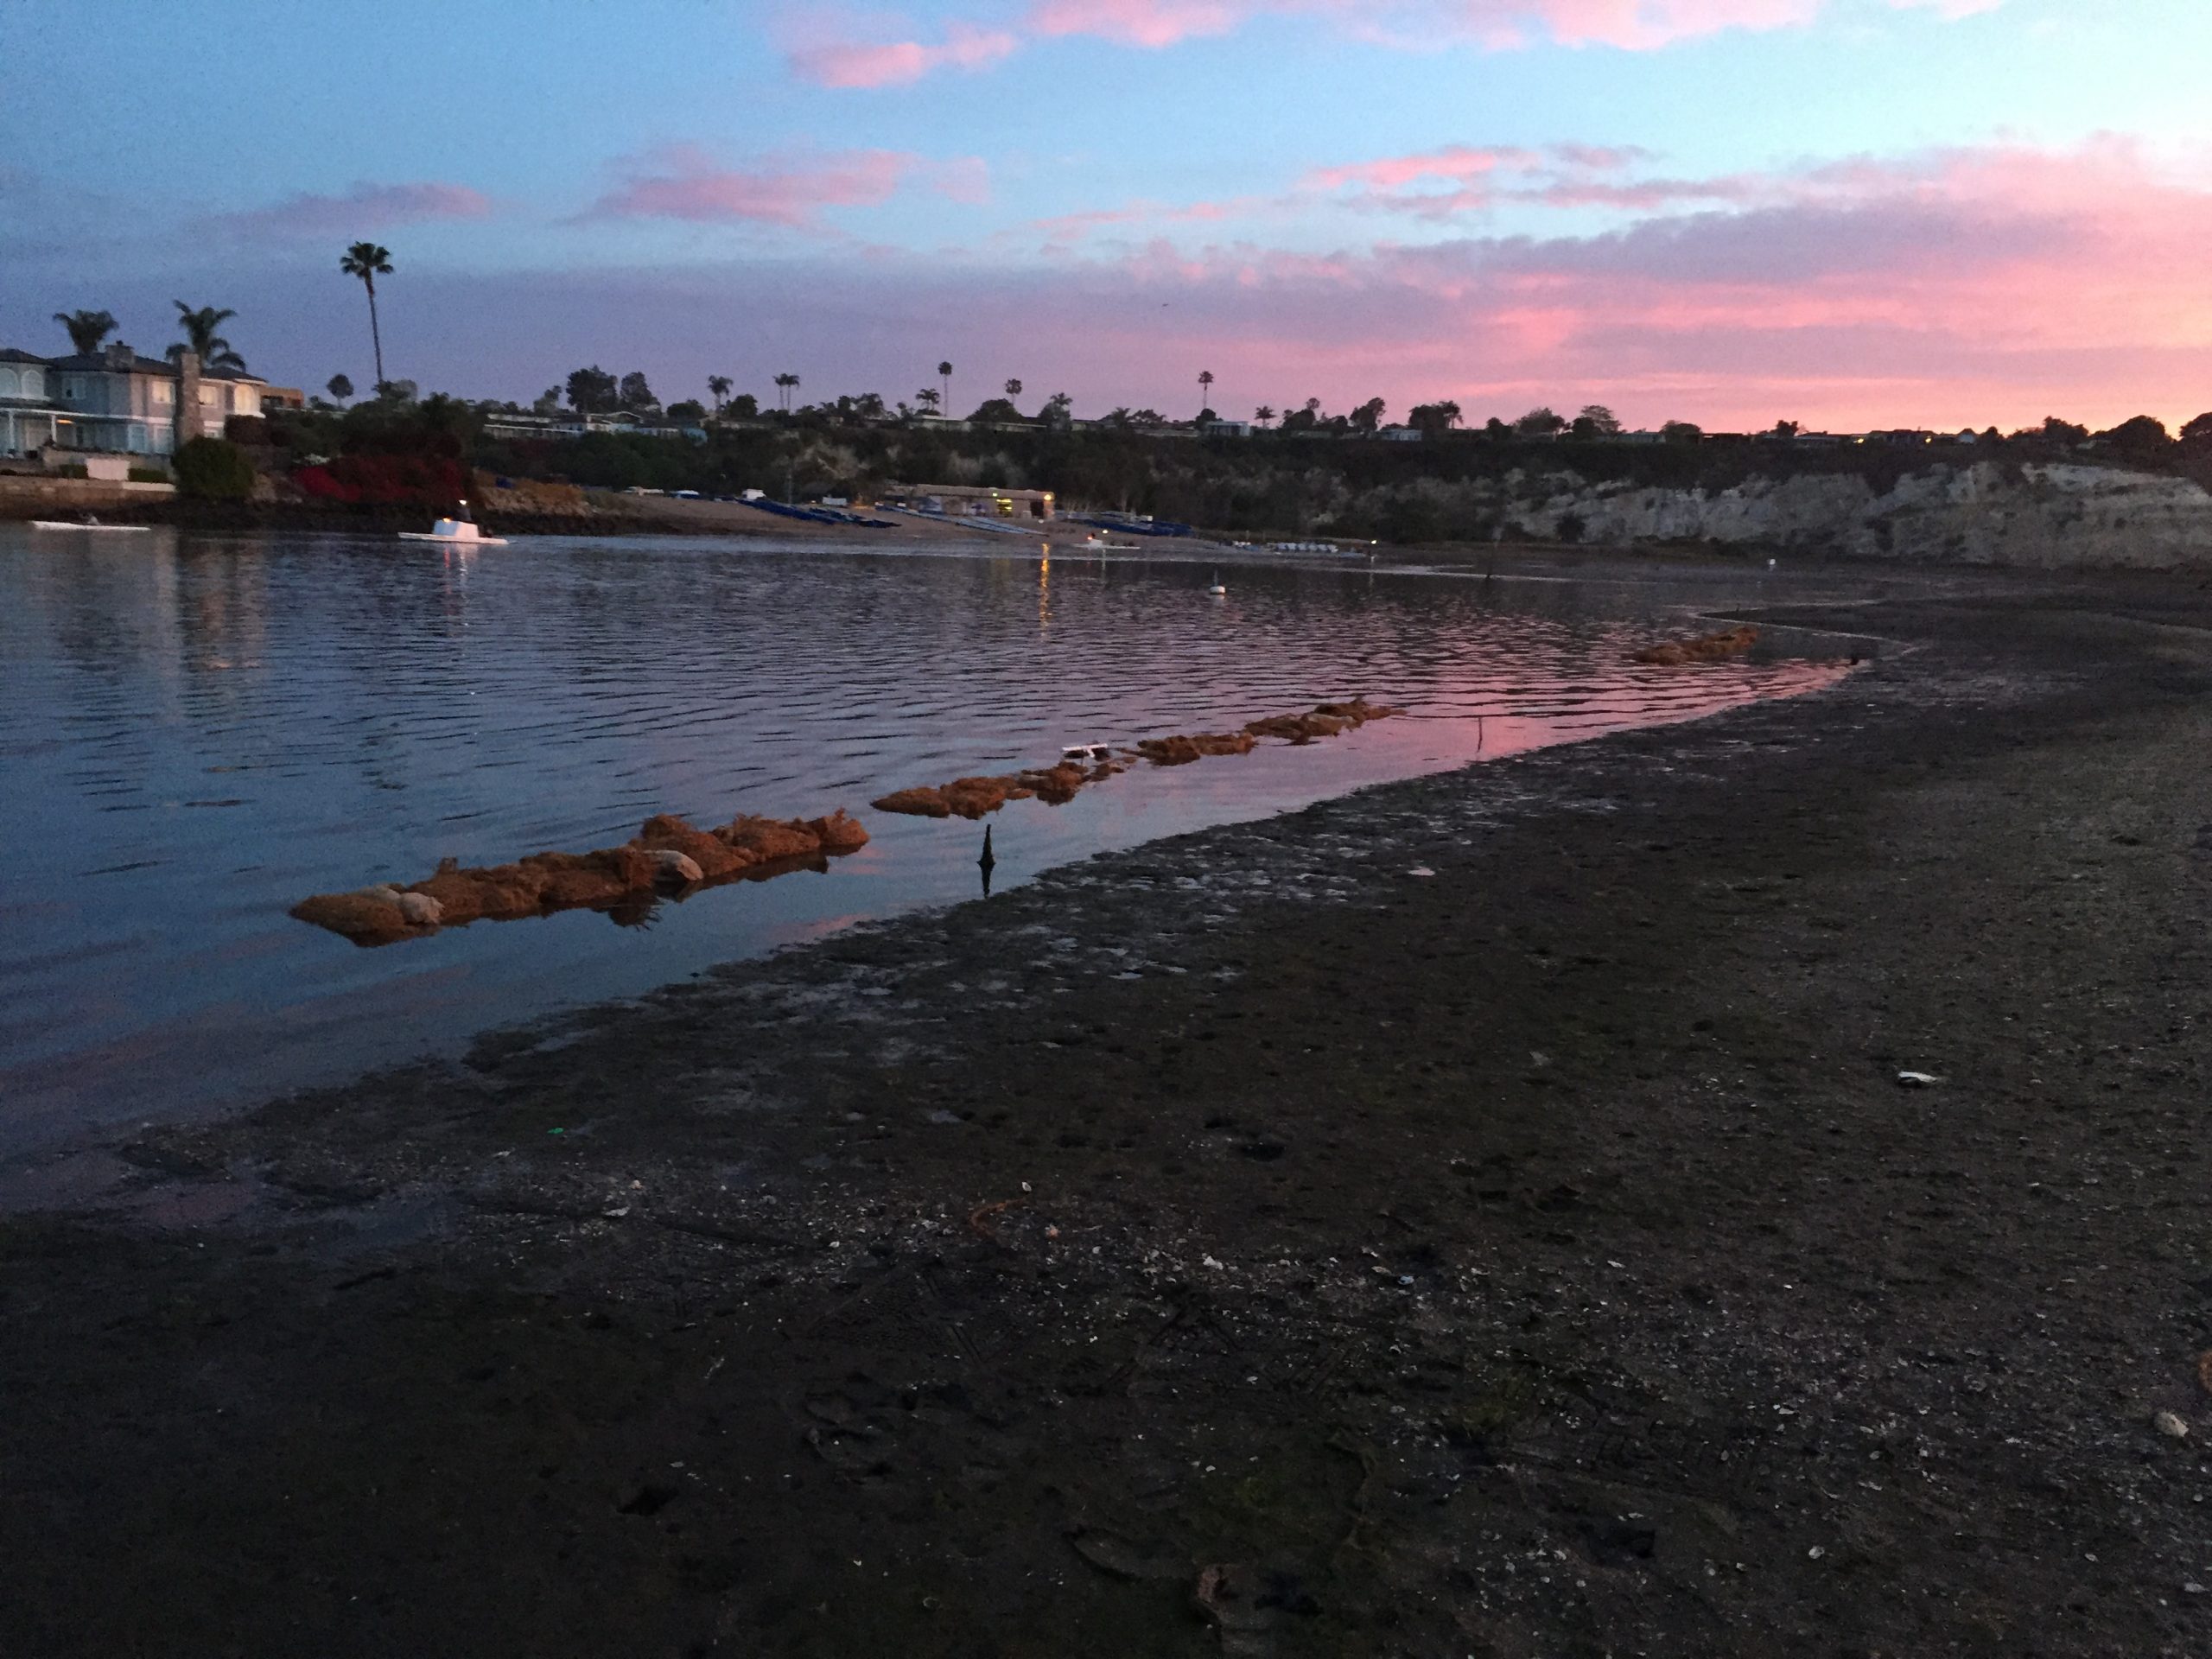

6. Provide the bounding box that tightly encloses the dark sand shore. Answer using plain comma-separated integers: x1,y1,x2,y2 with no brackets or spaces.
4,561,2209,1656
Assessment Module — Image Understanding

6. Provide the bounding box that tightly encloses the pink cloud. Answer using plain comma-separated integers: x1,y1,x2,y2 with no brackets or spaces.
974,136,2209,431
582,146,987,228
219,181,493,236
1447,0,1823,51
1304,144,1540,193
796,0,2007,84
1026,0,1253,46
786,21,1018,87
1042,141,1682,231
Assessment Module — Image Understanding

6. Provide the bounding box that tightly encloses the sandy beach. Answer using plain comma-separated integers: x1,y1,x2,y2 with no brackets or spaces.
3,555,2209,1656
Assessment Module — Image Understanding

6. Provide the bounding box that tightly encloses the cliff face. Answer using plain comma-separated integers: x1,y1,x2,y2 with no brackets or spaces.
1514,462,2212,569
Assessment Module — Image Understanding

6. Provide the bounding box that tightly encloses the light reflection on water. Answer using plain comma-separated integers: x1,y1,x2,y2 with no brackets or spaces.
0,527,1849,1150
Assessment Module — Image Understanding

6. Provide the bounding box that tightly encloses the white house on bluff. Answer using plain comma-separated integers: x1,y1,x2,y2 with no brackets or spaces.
0,341,264,463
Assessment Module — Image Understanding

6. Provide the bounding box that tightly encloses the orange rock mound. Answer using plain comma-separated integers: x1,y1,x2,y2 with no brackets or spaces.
292,806,870,945
288,890,435,948
1313,697,1405,726
1242,697,1405,744
1633,625,1759,666
872,760,1122,818
868,696,1402,814
1135,732,1257,766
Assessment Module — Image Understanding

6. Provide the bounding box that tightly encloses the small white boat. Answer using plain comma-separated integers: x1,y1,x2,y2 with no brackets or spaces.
1060,742,1113,763
397,501,507,546
29,518,149,533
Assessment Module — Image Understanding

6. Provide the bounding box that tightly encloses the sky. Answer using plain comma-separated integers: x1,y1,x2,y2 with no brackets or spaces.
3,0,2209,430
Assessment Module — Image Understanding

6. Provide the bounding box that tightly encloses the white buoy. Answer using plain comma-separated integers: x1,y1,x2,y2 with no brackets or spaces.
1207,569,1227,596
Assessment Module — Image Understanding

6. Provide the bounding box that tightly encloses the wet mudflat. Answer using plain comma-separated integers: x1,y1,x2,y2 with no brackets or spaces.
4,560,2210,1656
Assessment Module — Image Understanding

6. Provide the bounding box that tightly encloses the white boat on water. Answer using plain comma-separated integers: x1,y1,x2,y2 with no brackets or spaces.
29,517,149,533
397,502,508,546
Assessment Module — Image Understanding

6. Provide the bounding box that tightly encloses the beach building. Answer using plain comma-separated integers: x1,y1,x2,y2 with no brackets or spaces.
882,482,1055,521
0,341,264,461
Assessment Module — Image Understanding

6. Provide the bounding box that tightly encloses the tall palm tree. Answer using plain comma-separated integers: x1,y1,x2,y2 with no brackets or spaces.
1004,378,1022,402
340,241,393,387
773,372,799,412
707,374,732,411
1198,369,1215,415
168,302,246,371
1255,404,1275,428
53,309,118,355
938,360,952,412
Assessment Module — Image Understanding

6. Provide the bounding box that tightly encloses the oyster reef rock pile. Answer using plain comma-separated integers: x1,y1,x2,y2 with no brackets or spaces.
290,810,870,947
1632,626,1761,666
872,698,1407,818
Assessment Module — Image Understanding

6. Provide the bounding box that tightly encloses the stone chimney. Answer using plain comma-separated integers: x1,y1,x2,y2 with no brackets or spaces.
104,340,134,371
175,351,204,445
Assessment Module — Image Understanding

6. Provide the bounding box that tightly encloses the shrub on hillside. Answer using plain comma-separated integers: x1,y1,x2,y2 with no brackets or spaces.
174,437,255,500
294,452,467,506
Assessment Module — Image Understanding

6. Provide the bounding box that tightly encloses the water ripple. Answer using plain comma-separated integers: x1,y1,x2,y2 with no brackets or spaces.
0,528,1847,1149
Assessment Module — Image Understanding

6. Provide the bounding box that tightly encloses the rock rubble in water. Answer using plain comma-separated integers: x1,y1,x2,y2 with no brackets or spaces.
289,809,870,946
869,698,1406,819
1632,625,1761,666
872,760,1125,821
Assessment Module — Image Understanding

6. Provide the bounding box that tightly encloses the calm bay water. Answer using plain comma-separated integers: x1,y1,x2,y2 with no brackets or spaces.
0,527,1850,1152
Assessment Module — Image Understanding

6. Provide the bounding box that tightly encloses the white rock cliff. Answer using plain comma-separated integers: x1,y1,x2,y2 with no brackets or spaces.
1513,462,2212,568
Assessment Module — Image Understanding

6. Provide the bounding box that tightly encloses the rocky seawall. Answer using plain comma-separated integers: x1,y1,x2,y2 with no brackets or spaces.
1507,461,2212,568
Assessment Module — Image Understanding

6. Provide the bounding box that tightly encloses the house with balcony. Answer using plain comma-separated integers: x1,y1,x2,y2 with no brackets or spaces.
0,348,60,458
0,340,266,461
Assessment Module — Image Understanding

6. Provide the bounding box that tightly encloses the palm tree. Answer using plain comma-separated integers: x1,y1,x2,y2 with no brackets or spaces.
772,372,799,412
1255,404,1275,428
168,302,246,371
339,241,393,387
1198,369,1215,415
938,360,953,412
916,387,941,415
53,309,118,355
707,374,732,411
1004,378,1022,402
327,373,353,404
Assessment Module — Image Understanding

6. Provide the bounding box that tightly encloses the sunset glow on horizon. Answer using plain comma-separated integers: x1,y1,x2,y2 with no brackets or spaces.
4,0,2207,432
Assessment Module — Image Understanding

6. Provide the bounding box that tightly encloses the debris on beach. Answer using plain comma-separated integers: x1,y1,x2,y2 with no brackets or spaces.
1632,625,1761,665
871,697,1406,817
289,809,870,945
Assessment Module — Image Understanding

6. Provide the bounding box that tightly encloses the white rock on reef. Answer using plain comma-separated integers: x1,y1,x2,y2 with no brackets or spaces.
2152,1409,2190,1440
392,891,442,926
647,848,706,884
